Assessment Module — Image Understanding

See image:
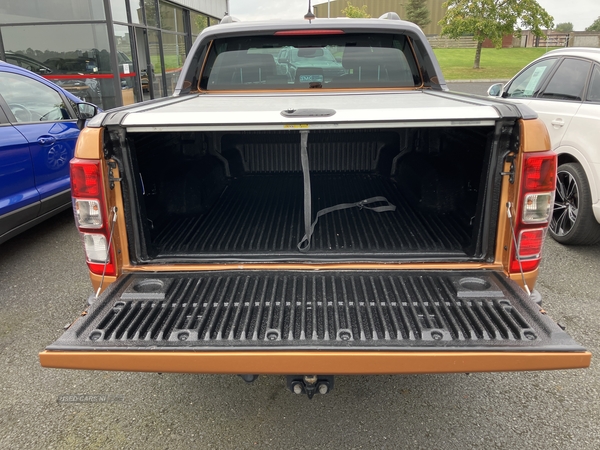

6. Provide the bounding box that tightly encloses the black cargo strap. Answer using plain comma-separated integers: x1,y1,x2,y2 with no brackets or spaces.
296,130,396,252
299,130,313,252
297,196,397,252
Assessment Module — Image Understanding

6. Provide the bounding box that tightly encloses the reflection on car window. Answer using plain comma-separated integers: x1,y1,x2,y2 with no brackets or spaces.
540,58,591,101
505,58,557,98
586,65,600,102
202,33,420,90
5,55,52,75
0,72,72,123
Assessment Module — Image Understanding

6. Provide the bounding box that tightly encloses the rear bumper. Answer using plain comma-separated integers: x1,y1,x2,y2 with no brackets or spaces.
39,350,591,374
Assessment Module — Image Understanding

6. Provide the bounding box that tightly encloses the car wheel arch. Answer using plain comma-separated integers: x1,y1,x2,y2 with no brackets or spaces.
554,146,598,204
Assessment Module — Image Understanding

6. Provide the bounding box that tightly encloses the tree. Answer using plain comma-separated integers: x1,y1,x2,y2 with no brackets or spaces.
406,0,431,29
586,16,600,32
194,14,209,34
440,0,554,69
341,2,370,18
555,22,573,32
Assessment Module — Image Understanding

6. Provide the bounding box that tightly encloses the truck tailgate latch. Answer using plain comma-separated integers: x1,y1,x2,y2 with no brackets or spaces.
501,153,516,184
107,160,122,190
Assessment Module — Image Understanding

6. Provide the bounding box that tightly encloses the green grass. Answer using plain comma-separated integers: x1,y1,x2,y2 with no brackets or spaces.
150,54,185,71
433,47,561,80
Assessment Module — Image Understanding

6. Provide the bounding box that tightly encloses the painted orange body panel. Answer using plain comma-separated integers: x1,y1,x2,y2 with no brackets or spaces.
40,350,591,374
74,127,103,159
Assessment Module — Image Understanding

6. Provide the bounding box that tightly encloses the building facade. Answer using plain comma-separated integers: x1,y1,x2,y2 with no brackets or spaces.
313,0,446,36
0,0,228,109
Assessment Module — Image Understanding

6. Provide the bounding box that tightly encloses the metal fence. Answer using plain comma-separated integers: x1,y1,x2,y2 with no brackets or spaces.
427,36,478,49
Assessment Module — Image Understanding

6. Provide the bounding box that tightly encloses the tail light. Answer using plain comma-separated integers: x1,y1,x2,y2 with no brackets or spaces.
70,158,116,276
509,151,556,273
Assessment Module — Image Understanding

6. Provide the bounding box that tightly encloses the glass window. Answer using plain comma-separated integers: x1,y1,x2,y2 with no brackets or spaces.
144,0,159,27
587,65,600,102
201,33,420,91
128,0,144,25
191,11,209,36
147,29,163,96
0,72,72,123
159,1,185,32
209,17,220,26
0,0,105,23
114,24,142,105
2,24,117,109
110,0,129,23
505,58,557,99
162,33,186,95
4,54,53,75
541,58,591,101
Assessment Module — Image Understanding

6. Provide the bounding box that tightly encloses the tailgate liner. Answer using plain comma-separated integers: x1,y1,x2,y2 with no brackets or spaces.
48,270,584,353
152,174,470,257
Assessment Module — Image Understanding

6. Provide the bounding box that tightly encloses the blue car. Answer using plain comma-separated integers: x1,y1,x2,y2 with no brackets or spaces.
0,61,98,244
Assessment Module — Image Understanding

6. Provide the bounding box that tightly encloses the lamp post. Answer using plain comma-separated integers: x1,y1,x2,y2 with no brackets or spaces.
304,0,316,22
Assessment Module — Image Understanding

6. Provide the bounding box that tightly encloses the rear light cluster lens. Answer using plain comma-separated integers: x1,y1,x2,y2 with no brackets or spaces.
74,199,103,228
522,192,553,223
70,158,116,276
83,234,110,263
71,162,102,197
510,151,557,275
517,229,546,258
522,153,556,191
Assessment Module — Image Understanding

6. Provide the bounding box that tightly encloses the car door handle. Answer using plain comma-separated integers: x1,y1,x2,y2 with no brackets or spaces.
550,118,565,128
37,136,56,146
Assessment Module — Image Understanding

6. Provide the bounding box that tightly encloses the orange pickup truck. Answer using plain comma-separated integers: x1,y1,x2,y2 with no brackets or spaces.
40,15,590,398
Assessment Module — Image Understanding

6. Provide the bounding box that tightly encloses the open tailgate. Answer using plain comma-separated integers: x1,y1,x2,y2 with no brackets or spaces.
40,270,590,374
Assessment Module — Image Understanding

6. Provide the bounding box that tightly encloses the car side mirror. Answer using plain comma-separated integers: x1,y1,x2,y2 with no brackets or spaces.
487,83,503,97
76,102,99,130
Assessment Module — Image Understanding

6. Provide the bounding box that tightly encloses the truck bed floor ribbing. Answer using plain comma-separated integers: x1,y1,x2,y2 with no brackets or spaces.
153,174,471,257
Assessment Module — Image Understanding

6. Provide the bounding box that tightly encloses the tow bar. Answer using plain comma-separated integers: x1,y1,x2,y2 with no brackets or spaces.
286,375,334,399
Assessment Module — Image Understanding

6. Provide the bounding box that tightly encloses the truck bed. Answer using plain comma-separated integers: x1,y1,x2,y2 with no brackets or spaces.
153,174,470,257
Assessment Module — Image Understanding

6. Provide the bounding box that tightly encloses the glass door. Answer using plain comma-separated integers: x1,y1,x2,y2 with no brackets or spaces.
133,27,159,101
146,29,164,99
113,24,143,105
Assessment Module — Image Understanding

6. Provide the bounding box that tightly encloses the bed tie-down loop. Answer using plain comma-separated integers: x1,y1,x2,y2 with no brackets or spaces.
297,130,396,252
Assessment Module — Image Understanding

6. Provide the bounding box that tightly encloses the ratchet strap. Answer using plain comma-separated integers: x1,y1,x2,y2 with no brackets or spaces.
297,131,396,252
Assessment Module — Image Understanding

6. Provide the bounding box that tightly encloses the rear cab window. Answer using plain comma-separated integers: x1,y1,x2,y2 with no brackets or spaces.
197,32,422,91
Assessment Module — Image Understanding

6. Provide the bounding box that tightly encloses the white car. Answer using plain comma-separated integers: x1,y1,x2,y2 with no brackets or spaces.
489,48,600,245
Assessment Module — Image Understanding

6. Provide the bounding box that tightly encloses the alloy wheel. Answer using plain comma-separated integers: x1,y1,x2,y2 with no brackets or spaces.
550,170,579,237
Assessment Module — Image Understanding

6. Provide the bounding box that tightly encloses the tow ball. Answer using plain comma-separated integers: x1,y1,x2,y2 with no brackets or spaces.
286,375,334,399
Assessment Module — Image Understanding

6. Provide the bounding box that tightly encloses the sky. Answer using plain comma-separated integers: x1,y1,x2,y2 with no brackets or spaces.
228,0,600,31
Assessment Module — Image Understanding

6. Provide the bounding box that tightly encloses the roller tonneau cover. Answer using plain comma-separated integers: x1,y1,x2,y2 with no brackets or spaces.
41,17,590,378
97,90,519,129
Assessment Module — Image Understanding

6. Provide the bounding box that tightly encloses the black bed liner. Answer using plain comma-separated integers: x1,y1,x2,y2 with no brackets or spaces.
47,270,584,353
152,174,471,258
